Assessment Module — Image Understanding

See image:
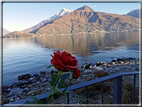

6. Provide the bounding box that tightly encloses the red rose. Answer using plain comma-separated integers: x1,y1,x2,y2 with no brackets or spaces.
73,69,81,79
51,50,78,72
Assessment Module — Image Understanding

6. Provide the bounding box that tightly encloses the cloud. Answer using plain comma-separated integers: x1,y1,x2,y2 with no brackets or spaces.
93,5,97,8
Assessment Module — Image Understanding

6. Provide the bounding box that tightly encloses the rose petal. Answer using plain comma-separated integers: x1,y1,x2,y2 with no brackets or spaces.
50,50,78,72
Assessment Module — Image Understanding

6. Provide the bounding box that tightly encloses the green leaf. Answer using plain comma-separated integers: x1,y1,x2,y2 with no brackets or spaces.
63,91,71,98
65,91,70,95
25,101,35,104
62,93,67,98
49,84,62,94
58,71,63,76
50,81,55,86
54,86,62,94
30,96,39,104
58,79,65,89
52,87,63,99
50,69,54,75
48,84,54,91
85,63,92,69
60,73,70,80
46,65,53,69
80,74,84,77
39,99,45,104
53,93,62,99
51,74,58,81
54,67,60,71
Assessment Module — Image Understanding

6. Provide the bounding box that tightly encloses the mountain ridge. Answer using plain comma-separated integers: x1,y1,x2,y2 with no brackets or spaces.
3,31,35,38
126,8,141,18
0,28,10,36
35,5,139,36
4,5,140,38
22,8,73,33
76,5,94,12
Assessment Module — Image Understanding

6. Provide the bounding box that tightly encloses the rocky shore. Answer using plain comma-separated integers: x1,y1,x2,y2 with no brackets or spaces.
2,57,140,104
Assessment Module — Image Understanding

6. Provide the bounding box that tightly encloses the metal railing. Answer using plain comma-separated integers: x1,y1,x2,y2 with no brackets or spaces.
7,71,139,104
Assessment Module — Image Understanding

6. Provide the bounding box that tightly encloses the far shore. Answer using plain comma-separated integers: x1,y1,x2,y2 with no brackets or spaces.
35,29,140,36
3,29,140,38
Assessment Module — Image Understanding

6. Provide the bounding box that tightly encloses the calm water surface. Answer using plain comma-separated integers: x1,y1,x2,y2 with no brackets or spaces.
3,32,139,85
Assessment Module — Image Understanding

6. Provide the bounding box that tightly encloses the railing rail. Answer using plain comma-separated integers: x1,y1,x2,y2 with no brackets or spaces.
6,71,140,105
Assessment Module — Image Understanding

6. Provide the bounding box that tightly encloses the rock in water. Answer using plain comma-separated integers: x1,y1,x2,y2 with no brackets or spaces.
40,71,46,75
18,74,32,80
18,75,24,80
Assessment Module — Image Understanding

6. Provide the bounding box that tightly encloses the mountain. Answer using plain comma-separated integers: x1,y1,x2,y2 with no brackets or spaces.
22,8,73,33
126,8,141,18
76,5,94,12
35,5,139,36
0,28,10,36
3,31,35,38
4,6,140,38
3,28,10,35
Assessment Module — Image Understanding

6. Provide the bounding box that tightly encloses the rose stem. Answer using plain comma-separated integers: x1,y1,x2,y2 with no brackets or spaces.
53,78,59,92
63,77,73,93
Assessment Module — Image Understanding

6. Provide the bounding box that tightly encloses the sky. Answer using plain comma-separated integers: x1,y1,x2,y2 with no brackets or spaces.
3,3,140,32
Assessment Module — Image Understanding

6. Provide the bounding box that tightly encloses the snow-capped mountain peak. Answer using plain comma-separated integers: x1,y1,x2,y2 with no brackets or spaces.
63,8,73,12
48,8,73,22
56,8,73,17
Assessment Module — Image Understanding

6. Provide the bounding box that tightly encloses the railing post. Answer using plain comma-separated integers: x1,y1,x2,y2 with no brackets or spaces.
133,74,136,104
101,81,104,104
86,86,88,104
113,76,122,104
67,93,69,104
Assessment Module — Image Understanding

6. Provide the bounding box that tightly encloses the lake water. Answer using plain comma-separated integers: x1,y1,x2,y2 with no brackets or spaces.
3,32,139,86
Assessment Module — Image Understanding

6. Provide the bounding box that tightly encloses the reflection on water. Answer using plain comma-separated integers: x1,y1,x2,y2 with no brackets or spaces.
35,32,139,56
3,32,139,85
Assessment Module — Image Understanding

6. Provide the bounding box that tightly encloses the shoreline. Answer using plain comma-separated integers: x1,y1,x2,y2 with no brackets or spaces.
3,30,139,38
2,57,140,104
